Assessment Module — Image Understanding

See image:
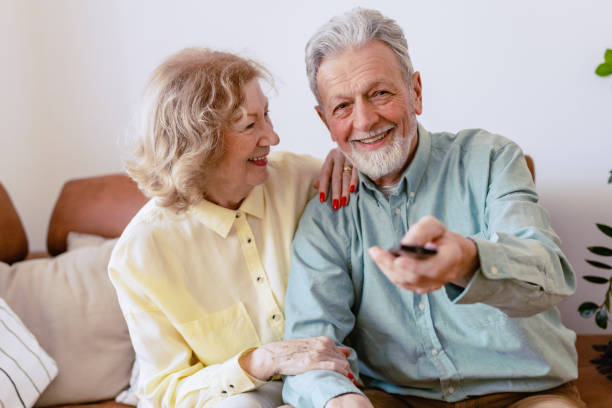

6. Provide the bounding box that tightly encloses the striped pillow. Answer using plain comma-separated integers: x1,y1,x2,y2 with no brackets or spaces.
0,297,58,408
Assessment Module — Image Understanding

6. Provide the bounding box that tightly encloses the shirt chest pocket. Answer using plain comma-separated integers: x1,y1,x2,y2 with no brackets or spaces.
177,302,261,366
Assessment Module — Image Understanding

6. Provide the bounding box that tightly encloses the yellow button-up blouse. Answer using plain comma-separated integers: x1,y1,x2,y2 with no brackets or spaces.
108,152,320,407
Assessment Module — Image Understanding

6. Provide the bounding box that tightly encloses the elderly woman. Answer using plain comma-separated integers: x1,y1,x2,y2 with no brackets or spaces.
108,48,357,407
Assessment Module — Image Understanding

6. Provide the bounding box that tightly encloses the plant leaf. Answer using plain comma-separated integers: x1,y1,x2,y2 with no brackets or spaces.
586,259,612,270
609,170,612,184
605,49,612,64
596,63,612,76
579,302,599,318
583,275,609,284
597,223,612,238
595,309,608,329
588,246,612,256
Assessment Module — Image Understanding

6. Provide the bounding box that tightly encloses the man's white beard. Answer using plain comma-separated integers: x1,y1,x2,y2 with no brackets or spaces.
349,130,413,181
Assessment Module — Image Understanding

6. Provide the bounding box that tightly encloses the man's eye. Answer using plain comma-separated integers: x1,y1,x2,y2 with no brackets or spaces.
334,103,348,113
373,90,389,97
245,122,255,129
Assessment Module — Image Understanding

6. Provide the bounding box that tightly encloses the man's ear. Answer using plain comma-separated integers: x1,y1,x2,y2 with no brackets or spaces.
315,105,336,142
411,71,423,115
315,105,328,128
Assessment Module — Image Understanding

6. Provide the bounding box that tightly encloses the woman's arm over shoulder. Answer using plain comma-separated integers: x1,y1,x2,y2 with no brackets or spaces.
269,151,322,186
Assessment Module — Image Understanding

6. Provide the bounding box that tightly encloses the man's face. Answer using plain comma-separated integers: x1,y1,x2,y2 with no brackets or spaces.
315,40,422,185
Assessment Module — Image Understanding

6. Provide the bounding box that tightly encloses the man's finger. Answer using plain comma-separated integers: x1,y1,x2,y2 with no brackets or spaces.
401,215,446,246
368,246,396,272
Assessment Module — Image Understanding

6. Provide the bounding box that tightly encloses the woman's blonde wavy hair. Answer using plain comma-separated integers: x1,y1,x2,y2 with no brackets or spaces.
125,48,268,212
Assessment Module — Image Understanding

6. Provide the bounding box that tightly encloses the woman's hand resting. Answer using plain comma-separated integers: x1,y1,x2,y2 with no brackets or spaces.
316,148,359,210
239,336,352,381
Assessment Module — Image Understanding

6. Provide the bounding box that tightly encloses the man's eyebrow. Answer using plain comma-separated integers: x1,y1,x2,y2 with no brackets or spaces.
327,80,394,105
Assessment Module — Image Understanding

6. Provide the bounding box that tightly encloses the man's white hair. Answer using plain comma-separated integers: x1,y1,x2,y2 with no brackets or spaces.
305,8,414,107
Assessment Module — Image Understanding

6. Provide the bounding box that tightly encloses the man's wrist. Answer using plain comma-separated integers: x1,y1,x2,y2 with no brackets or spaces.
325,393,372,408
454,236,479,287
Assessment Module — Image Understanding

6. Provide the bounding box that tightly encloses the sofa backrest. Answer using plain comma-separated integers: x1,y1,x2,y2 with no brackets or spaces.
46,174,148,256
0,183,28,264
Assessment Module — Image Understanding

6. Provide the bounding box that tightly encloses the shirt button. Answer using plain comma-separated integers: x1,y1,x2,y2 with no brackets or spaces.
221,390,227,394
409,191,415,198
235,212,240,218
272,314,280,321
256,276,263,282
229,384,235,389
490,266,499,275
418,302,425,311
394,208,401,215
431,348,438,356
448,386,454,394
247,238,252,243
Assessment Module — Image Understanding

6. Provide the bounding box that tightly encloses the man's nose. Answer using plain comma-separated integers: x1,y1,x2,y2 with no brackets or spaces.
353,100,378,132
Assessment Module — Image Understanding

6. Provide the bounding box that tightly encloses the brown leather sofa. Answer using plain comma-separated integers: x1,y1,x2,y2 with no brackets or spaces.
0,159,610,407
0,176,145,408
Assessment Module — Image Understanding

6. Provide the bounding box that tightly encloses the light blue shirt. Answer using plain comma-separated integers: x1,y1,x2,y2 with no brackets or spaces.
282,124,577,407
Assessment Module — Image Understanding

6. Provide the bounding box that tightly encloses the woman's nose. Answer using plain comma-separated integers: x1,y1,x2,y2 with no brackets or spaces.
260,120,280,146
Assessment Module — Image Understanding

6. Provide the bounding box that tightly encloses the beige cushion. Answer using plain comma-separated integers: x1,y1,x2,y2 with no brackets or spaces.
0,238,134,406
0,297,58,407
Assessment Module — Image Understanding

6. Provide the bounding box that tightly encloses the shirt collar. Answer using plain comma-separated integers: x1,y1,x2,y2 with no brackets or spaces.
189,184,265,238
358,122,432,198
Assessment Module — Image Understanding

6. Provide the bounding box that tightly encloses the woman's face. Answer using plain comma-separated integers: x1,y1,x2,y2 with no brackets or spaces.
204,79,279,207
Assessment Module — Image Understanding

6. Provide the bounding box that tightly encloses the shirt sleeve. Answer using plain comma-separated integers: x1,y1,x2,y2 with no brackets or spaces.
452,141,576,317
108,232,265,408
282,201,364,408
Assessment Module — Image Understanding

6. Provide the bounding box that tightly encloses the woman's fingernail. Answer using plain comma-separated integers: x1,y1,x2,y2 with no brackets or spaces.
349,185,355,193
333,199,339,210
341,196,347,207
347,372,354,379
320,192,325,202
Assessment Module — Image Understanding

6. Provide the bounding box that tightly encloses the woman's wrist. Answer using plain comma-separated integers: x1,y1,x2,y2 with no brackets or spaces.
238,345,275,381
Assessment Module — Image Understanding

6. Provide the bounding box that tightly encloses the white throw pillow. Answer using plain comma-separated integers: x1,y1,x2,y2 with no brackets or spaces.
0,296,58,407
0,238,135,407
66,231,109,251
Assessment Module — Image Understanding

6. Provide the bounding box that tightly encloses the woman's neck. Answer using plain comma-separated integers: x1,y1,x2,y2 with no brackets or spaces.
203,183,253,210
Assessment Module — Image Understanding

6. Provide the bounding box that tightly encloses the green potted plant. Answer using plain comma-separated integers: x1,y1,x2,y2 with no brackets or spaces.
577,49,612,330
577,49,612,381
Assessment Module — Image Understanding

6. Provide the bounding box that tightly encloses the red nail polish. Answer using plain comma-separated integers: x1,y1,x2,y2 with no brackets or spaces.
341,196,347,207
353,380,359,387
320,192,325,202
349,185,355,193
333,199,339,210
347,372,354,379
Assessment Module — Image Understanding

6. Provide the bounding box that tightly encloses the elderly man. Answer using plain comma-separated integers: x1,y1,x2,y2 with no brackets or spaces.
282,8,584,408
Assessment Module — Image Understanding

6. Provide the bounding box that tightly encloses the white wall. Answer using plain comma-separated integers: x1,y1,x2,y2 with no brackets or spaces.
1,0,611,334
